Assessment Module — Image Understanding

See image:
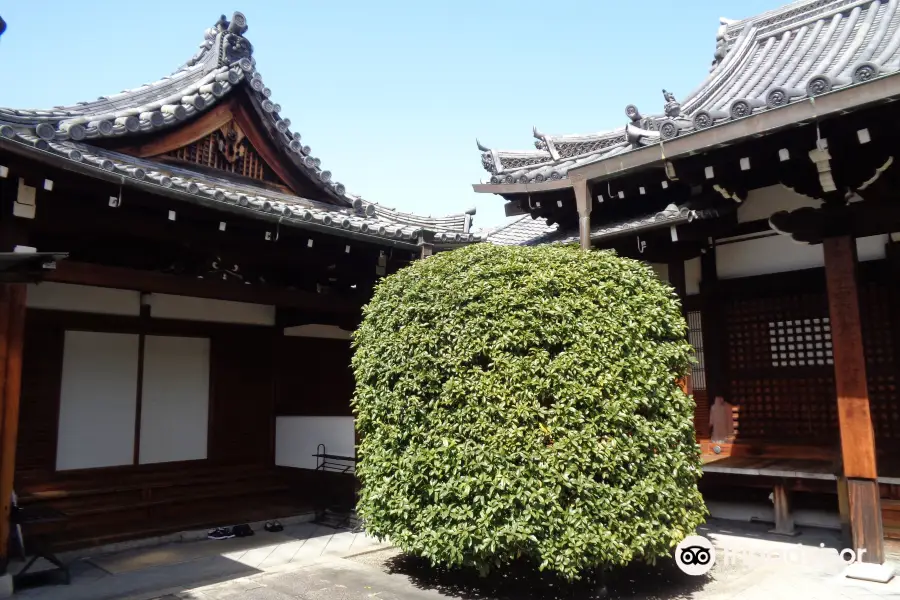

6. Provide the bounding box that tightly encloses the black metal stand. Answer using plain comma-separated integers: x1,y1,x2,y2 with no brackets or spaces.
11,505,70,586
312,444,359,530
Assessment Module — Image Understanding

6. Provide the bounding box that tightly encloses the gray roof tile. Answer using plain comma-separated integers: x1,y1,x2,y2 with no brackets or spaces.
0,12,476,244
477,0,900,185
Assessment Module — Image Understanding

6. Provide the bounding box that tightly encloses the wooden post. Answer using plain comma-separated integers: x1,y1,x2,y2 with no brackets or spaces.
572,179,592,251
823,235,884,564
420,243,434,259
0,284,26,575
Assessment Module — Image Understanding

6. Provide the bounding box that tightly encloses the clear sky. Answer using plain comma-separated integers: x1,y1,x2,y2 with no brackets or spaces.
1,1,788,231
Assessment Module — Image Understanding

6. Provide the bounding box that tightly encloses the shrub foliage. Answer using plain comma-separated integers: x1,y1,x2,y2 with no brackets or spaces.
351,243,706,580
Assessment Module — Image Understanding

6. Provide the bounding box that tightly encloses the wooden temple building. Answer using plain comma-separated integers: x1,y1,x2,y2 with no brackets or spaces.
0,11,479,572
476,0,900,571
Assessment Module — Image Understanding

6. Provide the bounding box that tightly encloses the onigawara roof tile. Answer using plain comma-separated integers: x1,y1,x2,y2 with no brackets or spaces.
487,205,723,246
477,0,900,185
0,12,478,246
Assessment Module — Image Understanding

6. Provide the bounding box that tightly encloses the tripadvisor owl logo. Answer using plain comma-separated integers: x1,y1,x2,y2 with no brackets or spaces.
675,535,715,576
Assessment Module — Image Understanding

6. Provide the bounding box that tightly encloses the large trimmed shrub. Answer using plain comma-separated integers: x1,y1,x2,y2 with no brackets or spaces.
351,243,706,580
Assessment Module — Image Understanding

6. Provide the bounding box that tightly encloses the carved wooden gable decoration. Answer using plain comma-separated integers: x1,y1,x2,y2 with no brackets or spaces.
164,119,279,183
107,97,306,193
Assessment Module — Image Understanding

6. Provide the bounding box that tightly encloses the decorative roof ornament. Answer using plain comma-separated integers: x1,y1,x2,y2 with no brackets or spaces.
711,17,736,71
625,105,643,123
662,89,681,118
532,126,549,151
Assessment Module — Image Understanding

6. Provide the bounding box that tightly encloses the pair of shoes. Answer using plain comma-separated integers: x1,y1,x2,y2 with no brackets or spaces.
264,521,284,532
232,524,254,537
207,527,234,540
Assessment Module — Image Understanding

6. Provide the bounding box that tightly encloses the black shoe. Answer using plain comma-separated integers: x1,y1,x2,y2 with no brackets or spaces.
207,527,235,540
265,520,283,532
232,524,254,537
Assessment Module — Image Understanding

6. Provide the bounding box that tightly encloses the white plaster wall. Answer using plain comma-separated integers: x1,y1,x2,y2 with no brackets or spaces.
149,294,275,325
717,234,887,279
56,331,140,470
275,416,355,470
283,324,352,340
27,282,141,316
737,185,821,223
649,263,669,283
139,336,210,465
685,257,702,296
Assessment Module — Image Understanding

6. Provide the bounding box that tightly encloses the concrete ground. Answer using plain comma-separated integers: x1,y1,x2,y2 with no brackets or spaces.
9,520,900,600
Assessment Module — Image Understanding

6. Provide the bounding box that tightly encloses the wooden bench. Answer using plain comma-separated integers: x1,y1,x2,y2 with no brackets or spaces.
13,463,300,549
701,441,840,535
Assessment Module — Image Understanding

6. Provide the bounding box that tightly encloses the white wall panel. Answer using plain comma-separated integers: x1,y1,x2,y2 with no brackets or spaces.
27,282,141,316
139,336,210,465
56,331,139,470
283,324,352,340
717,235,823,279
275,416,355,470
150,294,275,325
649,263,669,283
717,234,889,280
738,185,821,223
685,257,702,296
857,234,888,262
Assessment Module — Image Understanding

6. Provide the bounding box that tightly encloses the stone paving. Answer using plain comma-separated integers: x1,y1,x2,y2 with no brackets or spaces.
12,522,388,600
10,519,900,600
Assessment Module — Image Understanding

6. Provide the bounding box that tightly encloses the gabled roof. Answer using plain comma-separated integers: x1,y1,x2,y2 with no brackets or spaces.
0,12,479,246
476,0,900,186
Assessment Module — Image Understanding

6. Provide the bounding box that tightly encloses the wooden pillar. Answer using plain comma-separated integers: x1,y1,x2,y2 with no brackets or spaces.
420,243,434,259
823,235,884,564
0,284,26,574
572,179,592,251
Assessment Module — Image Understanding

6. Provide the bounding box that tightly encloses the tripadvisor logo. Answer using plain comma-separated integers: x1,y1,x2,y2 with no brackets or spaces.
675,535,715,576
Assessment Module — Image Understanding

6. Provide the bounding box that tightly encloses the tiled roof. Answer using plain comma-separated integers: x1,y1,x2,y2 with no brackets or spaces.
487,205,722,246
485,215,559,246
0,12,478,245
477,0,900,185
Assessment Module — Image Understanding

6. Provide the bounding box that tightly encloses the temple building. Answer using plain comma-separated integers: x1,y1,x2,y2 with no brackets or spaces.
0,11,479,569
477,0,900,575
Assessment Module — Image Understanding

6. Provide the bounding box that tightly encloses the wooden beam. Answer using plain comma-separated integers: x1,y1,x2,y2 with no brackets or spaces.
572,179,591,251
0,284,26,573
110,102,235,158
45,261,362,314
823,235,884,564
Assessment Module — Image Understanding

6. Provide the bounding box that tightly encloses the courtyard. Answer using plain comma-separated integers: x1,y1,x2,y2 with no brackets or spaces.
9,520,900,600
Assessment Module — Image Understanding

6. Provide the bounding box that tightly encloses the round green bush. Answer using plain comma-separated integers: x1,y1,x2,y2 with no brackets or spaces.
351,243,706,580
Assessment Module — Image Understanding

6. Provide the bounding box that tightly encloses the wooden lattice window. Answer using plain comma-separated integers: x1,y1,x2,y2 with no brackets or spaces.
164,120,281,183
687,311,707,390
767,318,833,367
724,292,839,441
687,310,711,438
859,276,900,445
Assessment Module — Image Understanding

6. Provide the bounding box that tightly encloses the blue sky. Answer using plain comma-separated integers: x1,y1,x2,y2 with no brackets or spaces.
1,1,787,231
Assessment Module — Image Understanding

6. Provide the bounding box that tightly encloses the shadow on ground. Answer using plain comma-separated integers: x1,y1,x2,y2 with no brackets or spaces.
384,553,709,600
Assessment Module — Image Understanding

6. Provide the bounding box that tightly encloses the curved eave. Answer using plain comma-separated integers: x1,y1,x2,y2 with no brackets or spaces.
0,12,368,212
569,71,900,183
476,71,900,194
473,178,574,194
0,137,483,248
